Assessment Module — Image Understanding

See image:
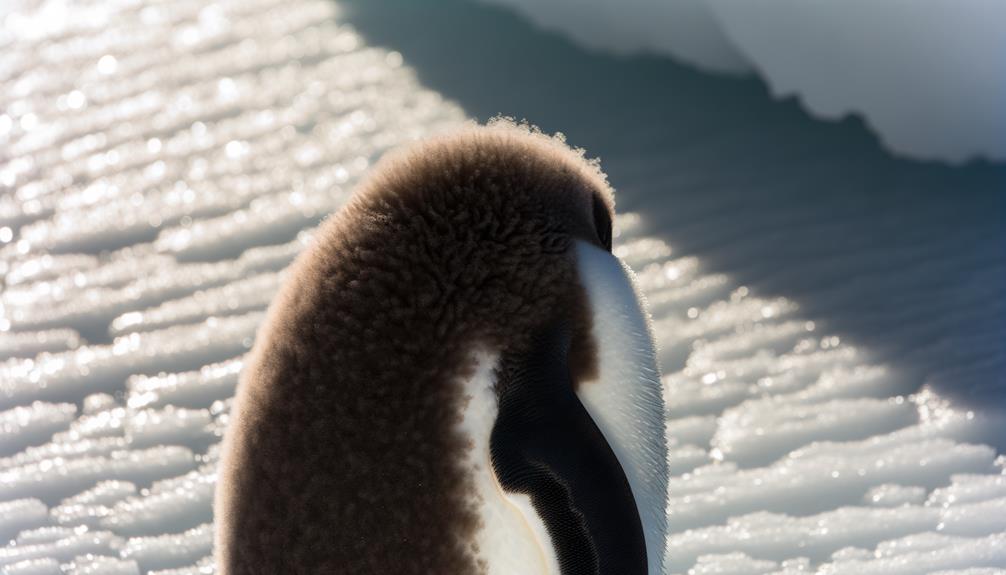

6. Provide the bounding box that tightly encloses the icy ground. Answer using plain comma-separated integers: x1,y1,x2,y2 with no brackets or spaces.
0,0,1005,573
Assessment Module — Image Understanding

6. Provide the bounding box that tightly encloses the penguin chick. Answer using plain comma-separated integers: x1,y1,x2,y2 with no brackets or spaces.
215,120,667,575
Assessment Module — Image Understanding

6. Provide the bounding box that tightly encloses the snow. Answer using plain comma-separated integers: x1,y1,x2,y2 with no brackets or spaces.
100,467,217,537
126,360,242,410
15,527,78,547
0,499,49,542
705,0,1006,163
66,555,141,575
0,529,126,567
819,533,1006,574
474,0,1006,163
2,558,63,575
120,524,213,572
0,0,1003,572
863,484,927,508
0,447,197,504
50,481,138,529
0,329,83,358
473,0,750,76
109,273,282,335
687,552,778,575
0,402,77,456
929,474,1006,507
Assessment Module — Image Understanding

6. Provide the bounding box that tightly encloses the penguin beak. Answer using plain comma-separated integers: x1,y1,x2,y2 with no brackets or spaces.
488,240,667,574
572,240,669,575
490,320,650,574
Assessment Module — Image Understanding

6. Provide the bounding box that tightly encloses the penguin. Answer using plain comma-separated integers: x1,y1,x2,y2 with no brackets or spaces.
214,120,668,575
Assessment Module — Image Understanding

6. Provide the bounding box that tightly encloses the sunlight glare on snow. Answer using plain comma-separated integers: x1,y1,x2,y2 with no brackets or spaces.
0,0,1003,572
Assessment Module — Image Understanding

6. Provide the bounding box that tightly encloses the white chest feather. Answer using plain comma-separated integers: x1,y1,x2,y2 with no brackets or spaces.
455,243,667,575
456,353,562,575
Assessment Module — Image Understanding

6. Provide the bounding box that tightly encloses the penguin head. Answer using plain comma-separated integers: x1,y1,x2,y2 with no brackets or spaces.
333,121,614,346
321,120,668,574
220,120,668,574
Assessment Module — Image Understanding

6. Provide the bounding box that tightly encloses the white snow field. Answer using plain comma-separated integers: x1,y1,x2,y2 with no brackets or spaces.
474,0,1006,164
1,0,1005,573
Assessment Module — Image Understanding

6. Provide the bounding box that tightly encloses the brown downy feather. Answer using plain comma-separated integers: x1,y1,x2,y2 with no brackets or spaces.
215,120,615,574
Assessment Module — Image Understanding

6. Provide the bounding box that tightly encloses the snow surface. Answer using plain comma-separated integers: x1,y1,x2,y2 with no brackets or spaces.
474,0,1006,163
1,0,1004,572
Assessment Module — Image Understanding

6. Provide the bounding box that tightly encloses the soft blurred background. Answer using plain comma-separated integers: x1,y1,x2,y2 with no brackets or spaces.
0,0,1004,573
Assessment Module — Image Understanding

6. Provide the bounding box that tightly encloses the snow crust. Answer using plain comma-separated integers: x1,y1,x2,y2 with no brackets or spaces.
0,0,1003,572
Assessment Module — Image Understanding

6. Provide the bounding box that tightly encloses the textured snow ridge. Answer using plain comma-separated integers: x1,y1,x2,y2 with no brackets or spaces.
474,0,1006,163
0,0,1003,573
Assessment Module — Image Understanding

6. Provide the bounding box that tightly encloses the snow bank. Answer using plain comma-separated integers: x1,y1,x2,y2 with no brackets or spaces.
705,0,1006,163
475,0,749,75
475,0,1006,163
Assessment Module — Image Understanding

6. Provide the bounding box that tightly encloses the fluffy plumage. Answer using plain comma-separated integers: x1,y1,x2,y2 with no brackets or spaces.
215,121,616,574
